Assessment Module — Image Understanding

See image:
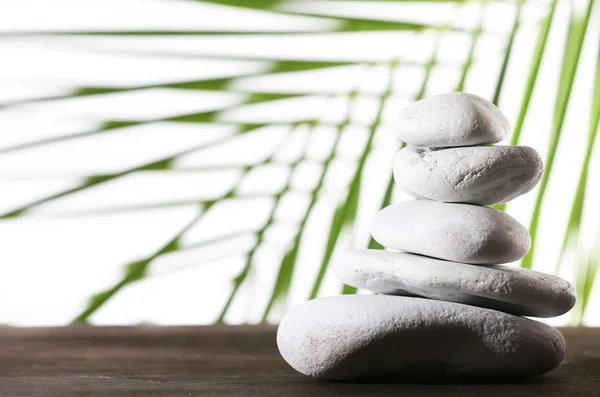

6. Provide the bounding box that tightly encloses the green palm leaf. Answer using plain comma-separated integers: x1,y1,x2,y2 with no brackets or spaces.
2,0,599,325
521,0,596,270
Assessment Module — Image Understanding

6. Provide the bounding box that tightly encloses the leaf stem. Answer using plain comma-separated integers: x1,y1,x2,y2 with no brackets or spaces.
491,0,526,105
309,61,399,300
260,66,373,322
216,124,313,322
454,0,487,92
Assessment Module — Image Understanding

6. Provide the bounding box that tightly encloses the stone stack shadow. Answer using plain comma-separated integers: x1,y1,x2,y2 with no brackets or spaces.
277,93,576,381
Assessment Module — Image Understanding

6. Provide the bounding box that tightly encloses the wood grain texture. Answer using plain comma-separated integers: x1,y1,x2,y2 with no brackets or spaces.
0,326,598,396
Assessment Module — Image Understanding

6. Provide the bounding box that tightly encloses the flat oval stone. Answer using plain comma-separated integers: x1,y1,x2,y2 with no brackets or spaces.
277,295,565,380
333,249,576,318
371,201,530,264
395,92,509,147
393,145,543,204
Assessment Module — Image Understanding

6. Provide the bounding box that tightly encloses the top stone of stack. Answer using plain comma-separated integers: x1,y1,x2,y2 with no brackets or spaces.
396,92,510,147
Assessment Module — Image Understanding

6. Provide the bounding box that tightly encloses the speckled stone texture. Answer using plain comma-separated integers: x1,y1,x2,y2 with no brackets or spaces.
395,92,510,148
333,249,576,317
371,201,530,264
393,145,543,205
277,295,566,380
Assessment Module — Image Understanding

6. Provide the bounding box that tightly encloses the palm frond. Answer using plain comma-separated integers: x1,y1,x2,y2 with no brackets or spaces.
521,0,596,270
569,39,600,325
2,0,599,325
494,0,557,212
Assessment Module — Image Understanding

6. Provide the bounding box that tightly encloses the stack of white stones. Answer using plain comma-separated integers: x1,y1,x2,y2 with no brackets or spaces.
277,93,577,381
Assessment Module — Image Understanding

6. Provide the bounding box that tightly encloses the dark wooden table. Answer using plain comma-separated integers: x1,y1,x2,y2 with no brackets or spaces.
1,326,598,396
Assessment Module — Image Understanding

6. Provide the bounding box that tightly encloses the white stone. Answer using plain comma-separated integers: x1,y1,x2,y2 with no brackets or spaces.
277,295,565,380
371,201,530,264
393,145,543,205
333,249,576,318
395,92,509,147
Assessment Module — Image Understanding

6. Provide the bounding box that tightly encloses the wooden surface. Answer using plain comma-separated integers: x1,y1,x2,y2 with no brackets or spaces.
0,326,598,396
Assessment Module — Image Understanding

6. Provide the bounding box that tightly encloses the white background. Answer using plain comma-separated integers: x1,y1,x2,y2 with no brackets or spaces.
0,0,599,326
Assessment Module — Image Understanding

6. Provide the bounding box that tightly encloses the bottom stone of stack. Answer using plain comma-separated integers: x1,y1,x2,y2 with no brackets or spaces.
277,295,565,380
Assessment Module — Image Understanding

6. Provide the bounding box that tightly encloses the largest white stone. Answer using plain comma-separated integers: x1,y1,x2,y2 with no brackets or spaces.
277,295,565,380
394,145,543,204
371,200,530,264
395,92,510,147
